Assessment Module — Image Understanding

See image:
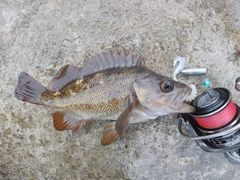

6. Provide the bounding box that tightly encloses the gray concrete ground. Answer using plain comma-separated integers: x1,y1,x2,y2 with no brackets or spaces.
1,0,240,179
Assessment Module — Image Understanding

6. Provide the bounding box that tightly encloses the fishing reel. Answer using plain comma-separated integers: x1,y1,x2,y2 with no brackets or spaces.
178,87,240,163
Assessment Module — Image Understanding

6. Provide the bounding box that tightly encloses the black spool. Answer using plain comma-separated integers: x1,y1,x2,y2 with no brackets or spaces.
190,88,230,116
178,87,240,164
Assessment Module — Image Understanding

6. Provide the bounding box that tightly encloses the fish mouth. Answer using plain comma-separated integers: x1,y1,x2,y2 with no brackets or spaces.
170,86,195,113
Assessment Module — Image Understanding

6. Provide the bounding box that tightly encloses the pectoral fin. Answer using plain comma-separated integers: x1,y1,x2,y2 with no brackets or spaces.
115,103,134,139
101,88,140,146
101,102,135,146
115,88,141,139
53,111,87,137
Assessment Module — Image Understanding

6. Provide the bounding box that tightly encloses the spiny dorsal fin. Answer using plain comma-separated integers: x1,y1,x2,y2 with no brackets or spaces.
80,49,142,78
47,49,141,92
47,64,81,92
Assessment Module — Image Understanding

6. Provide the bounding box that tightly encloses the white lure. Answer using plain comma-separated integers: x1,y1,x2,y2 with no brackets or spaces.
173,56,185,81
173,57,197,102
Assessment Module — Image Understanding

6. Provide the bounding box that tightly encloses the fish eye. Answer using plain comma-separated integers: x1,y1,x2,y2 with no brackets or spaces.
160,81,174,93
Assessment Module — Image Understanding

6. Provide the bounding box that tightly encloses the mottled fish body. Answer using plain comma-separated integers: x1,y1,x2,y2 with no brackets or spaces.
42,67,146,120
14,49,195,145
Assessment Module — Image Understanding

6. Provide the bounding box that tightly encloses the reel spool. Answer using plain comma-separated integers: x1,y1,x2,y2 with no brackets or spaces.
178,87,240,163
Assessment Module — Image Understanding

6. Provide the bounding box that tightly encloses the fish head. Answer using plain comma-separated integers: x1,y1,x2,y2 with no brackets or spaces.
133,72,195,115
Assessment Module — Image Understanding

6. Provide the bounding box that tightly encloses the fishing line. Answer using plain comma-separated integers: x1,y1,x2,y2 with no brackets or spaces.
177,87,240,163
193,100,236,129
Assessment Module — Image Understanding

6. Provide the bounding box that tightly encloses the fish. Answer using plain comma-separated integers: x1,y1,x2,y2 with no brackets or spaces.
14,49,195,146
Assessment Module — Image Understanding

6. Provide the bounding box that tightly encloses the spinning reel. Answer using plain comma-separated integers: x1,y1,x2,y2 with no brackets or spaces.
178,87,240,163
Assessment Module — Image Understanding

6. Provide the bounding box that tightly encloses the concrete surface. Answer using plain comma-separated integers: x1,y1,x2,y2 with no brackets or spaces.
1,0,240,179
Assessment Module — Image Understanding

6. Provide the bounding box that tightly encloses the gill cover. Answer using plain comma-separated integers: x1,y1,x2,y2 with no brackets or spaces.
133,75,195,115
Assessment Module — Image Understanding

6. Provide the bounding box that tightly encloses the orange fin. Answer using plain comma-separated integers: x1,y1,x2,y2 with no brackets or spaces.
14,72,47,105
53,111,87,136
101,94,137,146
101,122,119,146
47,65,81,92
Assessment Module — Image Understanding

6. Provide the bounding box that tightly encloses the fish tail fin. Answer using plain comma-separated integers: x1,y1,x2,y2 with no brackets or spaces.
14,72,47,105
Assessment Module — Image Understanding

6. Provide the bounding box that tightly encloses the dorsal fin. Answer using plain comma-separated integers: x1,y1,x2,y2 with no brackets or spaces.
80,49,142,78
47,49,141,92
47,64,80,92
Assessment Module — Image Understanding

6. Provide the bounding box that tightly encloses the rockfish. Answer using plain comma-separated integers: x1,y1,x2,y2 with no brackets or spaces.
14,49,195,145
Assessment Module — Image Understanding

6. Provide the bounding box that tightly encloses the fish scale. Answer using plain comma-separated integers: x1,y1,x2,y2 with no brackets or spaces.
42,67,143,117
14,49,195,145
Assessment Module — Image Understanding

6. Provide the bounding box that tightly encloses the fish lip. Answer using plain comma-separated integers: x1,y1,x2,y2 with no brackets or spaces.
170,86,195,113
178,103,195,113
170,86,191,104
180,86,192,102
183,87,192,102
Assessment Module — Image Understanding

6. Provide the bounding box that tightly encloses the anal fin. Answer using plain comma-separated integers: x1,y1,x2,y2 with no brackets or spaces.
53,111,87,136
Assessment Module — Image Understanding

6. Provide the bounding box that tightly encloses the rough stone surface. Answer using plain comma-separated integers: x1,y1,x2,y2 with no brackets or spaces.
1,0,240,179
